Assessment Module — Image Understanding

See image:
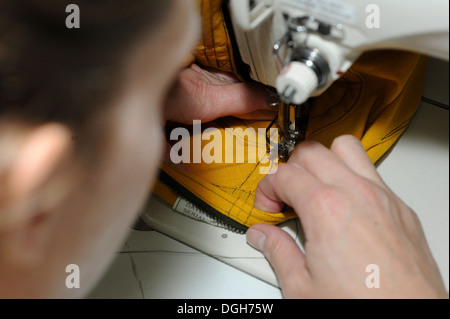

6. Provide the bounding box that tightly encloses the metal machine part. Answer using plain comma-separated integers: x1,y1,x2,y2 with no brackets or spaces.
274,15,335,102
229,0,449,160
272,15,334,159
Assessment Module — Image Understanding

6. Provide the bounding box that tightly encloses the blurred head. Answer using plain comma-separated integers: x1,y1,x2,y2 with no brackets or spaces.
0,0,198,297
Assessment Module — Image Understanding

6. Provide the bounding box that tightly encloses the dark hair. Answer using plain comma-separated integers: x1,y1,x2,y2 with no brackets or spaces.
0,0,173,157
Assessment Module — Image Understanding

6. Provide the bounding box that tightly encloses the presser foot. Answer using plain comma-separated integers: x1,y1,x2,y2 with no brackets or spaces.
265,97,310,162
265,115,307,162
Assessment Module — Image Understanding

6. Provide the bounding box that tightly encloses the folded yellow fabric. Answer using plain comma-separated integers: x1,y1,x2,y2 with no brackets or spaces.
155,118,296,231
152,0,428,230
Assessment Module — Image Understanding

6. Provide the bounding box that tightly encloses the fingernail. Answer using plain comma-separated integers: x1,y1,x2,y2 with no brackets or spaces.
246,228,266,252
253,200,266,212
253,188,273,212
253,196,283,213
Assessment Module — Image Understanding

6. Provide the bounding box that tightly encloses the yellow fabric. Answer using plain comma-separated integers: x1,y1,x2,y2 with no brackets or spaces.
153,0,428,229
307,51,428,161
155,119,298,227
193,0,239,75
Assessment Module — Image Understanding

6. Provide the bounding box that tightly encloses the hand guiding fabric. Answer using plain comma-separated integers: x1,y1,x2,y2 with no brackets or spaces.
164,63,276,124
248,135,448,298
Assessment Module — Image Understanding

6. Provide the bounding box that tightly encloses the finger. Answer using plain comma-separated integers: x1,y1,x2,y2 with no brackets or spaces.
254,162,348,243
165,70,272,123
254,162,323,214
206,81,272,116
330,135,385,185
190,63,240,84
254,162,342,238
188,64,272,114
247,224,310,297
289,140,357,186
254,174,285,212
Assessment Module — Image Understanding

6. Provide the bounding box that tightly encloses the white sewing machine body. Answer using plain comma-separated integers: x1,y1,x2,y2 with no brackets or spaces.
227,0,449,160
136,0,449,294
229,0,449,103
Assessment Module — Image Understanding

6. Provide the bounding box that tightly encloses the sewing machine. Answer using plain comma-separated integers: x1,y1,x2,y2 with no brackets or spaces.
229,0,449,160
140,0,449,291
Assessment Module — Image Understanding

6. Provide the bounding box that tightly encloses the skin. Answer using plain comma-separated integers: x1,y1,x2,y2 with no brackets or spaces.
164,63,278,124
247,135,449,298
0,0,198,298
0,0,447,299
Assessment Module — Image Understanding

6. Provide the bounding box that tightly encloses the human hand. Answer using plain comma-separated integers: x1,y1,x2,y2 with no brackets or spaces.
164,63,276,124
247,135,448,298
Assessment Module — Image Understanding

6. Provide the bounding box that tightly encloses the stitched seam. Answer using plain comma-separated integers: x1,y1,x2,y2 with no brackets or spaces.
309,70,364,137
167,166,286,222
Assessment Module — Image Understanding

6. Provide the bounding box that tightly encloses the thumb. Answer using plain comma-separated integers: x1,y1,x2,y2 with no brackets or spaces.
246,224,310,297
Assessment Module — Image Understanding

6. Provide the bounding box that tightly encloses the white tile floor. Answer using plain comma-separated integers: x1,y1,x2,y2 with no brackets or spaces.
88,58,449,299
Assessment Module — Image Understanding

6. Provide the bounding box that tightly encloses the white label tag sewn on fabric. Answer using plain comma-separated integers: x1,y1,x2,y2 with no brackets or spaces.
172,197,225,228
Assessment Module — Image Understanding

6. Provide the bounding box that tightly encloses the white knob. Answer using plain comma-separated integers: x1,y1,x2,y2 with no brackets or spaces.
276,61,318,105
